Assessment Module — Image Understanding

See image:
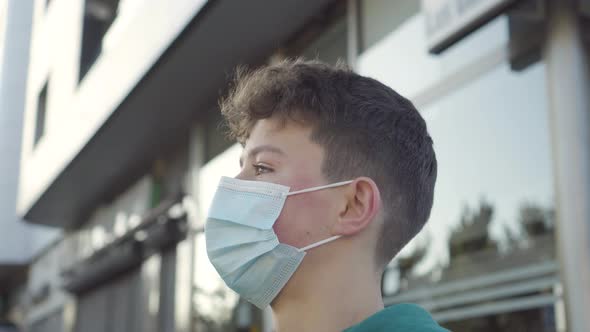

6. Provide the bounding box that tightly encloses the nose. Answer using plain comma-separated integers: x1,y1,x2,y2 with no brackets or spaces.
234,170,248,180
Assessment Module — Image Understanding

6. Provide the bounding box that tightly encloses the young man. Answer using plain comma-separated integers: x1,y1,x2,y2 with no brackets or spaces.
205,59,447,331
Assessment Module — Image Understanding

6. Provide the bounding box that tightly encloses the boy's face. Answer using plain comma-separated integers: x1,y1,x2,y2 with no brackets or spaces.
237,117,344,248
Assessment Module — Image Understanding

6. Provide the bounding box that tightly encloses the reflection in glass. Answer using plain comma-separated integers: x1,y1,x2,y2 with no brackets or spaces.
361,14,556,327
387,62,555,330
358,12,508,100
411,62,553,277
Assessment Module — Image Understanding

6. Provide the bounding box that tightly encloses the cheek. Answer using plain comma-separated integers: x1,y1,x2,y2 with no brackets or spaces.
273,193,334,247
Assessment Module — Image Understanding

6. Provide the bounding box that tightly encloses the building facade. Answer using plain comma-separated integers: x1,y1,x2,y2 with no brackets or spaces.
10,0,590,331
0,0,59,327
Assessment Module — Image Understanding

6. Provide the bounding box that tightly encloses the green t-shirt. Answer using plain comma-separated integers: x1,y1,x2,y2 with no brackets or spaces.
343,304,450,332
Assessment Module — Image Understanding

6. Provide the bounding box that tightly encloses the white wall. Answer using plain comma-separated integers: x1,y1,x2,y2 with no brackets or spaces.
17,0,208,219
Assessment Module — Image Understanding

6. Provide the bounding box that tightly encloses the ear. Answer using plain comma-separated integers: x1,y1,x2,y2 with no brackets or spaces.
332,177,381,236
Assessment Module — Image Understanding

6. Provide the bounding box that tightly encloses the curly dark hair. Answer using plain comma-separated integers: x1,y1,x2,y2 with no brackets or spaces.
220,58,437,267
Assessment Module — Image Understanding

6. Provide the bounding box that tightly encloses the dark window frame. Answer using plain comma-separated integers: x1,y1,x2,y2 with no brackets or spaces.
34,80,48,148
78,0,120,83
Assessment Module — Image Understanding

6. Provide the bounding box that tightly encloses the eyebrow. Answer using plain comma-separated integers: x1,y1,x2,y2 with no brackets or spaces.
239,145,286,167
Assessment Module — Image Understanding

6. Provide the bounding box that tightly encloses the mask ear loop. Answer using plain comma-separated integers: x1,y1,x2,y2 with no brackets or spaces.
297,235,342,252
285,179,352,252
284,180,354,196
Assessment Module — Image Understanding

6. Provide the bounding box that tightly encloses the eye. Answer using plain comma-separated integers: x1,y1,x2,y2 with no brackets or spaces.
253,163,272,176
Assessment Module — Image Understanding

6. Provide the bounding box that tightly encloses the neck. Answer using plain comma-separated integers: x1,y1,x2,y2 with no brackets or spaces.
271,249,384,332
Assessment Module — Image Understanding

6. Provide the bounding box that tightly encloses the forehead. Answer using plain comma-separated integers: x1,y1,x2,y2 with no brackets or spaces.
246,118,312,145
242,118,324,163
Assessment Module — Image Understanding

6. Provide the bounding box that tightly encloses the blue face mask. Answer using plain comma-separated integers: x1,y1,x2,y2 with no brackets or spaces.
205,176,353,309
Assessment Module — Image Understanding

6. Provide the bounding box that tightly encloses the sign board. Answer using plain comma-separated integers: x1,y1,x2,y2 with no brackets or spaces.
422,0,519,54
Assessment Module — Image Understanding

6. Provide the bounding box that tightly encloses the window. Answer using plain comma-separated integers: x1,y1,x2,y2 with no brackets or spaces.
360,0,419,52
34,81,48,147
73,257,160,332
79,0,120,82
359,10,558,331
300,17,347,65
281,1,347,65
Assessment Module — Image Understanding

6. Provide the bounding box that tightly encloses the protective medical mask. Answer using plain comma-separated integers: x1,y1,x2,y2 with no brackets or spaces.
205,176,352,308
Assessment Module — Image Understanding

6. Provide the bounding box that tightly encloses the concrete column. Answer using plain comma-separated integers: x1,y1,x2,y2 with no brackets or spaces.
179,124,206,332
346,0,360,70
0,0,34,263
544,1,590,331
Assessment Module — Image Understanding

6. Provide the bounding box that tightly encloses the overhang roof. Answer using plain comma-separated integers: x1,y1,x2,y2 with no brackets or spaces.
24,0,336,228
